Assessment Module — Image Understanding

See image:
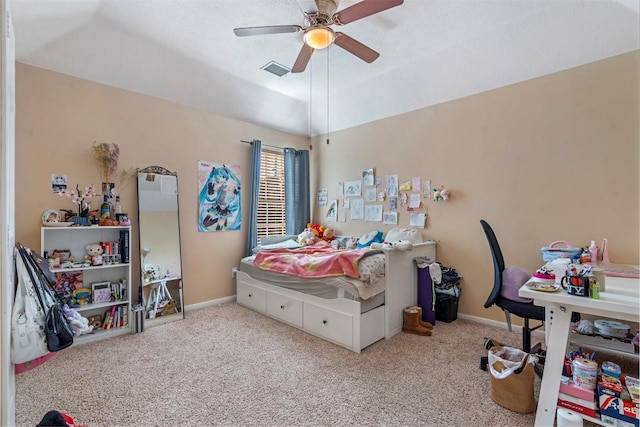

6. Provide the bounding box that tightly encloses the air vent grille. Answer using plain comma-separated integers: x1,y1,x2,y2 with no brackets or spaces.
261,61,290,77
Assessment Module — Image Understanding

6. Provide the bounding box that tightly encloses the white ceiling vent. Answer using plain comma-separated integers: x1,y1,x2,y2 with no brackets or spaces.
261,61,290,77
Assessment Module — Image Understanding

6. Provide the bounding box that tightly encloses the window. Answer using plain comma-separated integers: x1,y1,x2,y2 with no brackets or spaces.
257,148,285,243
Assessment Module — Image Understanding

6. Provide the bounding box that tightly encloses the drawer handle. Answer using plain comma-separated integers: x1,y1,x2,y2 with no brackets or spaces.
322,320,328,325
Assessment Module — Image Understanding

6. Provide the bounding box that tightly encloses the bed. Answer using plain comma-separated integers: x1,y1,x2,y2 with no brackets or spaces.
235,235,436,353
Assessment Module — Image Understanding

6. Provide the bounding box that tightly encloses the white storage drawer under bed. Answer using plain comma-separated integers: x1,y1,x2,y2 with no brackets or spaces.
237,282,266,313
303,303,354,348
266,289,303,328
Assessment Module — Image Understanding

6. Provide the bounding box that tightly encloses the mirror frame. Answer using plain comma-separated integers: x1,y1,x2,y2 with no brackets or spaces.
136,165,185,322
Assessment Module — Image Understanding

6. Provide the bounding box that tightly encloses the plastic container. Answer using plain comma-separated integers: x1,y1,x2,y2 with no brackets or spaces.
601,361,621,379
572,358,598,390
594,319,630,338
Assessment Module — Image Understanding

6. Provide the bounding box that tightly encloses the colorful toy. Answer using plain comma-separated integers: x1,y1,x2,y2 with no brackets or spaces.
72,287,91,305
307,223,325,240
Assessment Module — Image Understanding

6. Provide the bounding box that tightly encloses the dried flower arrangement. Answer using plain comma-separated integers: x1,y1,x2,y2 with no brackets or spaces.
92,142,120,185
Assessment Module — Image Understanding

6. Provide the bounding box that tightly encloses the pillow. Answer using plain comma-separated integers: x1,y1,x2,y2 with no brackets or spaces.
385,228,423,244
357,231,383,248
261,235,298,246
501,266,533,303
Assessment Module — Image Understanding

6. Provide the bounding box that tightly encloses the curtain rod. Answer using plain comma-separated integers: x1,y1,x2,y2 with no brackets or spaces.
241,139,281,151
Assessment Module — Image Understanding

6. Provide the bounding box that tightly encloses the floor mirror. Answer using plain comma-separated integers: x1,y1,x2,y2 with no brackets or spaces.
136,166,185,327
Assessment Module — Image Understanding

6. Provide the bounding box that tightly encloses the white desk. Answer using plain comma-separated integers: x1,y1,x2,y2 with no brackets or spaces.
519,278,640,427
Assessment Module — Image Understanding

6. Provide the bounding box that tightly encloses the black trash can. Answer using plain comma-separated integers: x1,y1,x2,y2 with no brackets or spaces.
434,263,462,323
435,292,460,323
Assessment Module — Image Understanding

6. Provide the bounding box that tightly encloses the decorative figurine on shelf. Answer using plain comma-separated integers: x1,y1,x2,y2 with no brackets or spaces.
118,214,130,226
85,243,104,266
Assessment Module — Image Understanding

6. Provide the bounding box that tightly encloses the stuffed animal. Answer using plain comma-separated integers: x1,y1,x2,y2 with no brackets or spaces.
87,315,103,330
322,227,335,242
298,229,316,246
307,223,325,240
62,304,93,336
85,243,104,266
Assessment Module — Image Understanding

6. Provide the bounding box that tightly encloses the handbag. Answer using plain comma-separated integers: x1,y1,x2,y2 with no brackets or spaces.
44,303,74,352
12,244,74,358
10,247,49,364
21,245,74,352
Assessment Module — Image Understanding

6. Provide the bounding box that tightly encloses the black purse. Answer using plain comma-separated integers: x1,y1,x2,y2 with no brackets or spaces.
44,303,74,352
17,244,74,352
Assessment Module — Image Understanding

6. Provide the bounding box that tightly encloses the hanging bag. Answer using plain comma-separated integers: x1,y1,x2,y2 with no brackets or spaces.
10,247,49,364
19,245,74,352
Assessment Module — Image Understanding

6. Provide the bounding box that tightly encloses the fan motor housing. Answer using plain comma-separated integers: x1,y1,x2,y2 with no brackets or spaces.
307,0,338,26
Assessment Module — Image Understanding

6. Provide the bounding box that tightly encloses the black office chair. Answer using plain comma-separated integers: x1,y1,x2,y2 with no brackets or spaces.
479,220,579,371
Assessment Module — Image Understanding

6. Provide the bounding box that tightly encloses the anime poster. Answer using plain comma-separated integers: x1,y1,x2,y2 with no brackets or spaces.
197,160,241,232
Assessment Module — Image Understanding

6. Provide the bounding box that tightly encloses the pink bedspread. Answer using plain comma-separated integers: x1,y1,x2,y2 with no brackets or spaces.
253,242,370,279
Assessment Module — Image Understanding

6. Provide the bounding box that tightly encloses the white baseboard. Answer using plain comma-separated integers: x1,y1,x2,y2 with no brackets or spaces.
184,295,236,312
457,313,545,340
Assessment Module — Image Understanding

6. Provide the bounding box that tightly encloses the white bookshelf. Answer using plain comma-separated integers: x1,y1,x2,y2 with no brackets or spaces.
41,225,132,344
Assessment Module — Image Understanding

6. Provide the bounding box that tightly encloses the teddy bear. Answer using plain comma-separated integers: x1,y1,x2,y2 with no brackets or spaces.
322,227,335,243
85,243,104,266
62,304,94,336
298,229,316,246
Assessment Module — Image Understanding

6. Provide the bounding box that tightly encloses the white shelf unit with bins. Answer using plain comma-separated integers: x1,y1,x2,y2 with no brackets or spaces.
41,225,132,345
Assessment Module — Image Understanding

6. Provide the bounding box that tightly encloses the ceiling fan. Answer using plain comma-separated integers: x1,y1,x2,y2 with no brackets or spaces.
233,0,404,73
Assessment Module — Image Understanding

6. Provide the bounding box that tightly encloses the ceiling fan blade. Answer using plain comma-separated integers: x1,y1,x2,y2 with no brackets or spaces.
333,32,379,63
334,0,404,25
233,25,302,37
297,0,318,14
291,44,315,73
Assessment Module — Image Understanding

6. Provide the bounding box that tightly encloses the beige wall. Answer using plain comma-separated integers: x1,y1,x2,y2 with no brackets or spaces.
15,51,639,326
311,51,639,325
15,63,308,305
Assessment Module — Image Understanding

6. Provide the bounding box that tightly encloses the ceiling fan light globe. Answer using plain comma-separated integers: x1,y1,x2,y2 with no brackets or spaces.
304,27,335,49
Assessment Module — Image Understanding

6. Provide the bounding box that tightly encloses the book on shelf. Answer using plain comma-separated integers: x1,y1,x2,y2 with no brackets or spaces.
119,229,130,263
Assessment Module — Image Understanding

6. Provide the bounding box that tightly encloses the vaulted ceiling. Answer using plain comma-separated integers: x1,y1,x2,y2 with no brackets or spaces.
11,0,640,136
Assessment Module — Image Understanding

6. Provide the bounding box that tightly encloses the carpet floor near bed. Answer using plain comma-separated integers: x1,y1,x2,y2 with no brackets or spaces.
15,302,637,427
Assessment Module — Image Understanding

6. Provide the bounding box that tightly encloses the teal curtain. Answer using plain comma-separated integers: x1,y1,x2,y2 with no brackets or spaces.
284,148,310,235
244,140,261,257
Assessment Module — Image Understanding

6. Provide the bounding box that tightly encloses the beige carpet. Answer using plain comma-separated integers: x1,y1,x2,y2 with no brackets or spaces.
14,303,635,427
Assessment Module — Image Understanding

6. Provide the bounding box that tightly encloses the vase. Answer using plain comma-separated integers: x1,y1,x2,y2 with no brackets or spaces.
72,216,90,226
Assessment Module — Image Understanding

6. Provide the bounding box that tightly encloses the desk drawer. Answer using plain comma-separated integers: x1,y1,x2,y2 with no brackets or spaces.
237,282,266,313
266,290,303,327
303,303,353,348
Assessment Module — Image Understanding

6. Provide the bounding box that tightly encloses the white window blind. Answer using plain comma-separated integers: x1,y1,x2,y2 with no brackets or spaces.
257,148,285,242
